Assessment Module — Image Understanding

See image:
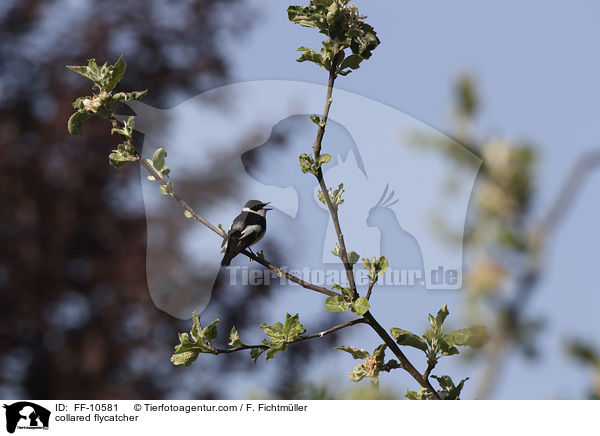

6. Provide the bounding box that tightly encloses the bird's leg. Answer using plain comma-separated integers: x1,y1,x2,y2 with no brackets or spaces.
248,247,256,259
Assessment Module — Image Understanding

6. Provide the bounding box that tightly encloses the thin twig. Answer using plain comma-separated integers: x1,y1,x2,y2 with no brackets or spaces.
214,318,367,354
424,361,436,380
311,45,358,293
242,249,340,298
365,277,378,300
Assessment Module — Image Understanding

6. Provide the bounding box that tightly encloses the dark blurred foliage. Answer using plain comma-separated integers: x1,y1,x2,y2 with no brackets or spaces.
0,0,267,399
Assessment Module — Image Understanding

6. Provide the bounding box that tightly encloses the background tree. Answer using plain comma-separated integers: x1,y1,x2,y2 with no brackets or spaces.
0,0,259,399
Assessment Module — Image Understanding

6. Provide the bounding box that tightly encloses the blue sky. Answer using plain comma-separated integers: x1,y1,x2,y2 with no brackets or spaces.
193,1,600,399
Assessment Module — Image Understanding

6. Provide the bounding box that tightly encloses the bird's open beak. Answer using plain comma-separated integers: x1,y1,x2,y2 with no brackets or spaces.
262,202,272,210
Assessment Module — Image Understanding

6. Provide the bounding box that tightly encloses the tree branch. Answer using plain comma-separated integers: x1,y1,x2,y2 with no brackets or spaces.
365,277,377,300
311,45,357,293
214,318,367,354
540,149,600,234
242,249,341,298
363,312,441,399
423,361,436,380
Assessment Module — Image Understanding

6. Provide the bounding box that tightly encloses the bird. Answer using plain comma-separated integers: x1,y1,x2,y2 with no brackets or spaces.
221,200,271,266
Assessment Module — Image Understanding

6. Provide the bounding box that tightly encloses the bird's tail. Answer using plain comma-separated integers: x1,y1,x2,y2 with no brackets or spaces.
221,243,236,266
221,254,231,267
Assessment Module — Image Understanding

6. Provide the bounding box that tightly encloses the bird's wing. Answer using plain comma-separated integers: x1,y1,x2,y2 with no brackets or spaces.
239,213,265,240
240,224,262,240
222,211,247,247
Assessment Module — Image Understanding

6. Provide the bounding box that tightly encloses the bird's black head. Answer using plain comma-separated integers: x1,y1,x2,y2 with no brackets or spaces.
244,199,271,211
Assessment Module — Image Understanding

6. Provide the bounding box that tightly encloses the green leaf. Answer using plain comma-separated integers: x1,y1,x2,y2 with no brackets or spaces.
111,116,135,139
351,297,370,316
310,114,321,125
405,387,430,400
452,378,469,399
170,313,219,366
250,347,266,364
202,318,220,343
102,56,126,92
326,0,340,25
170,347,200,366
438,338,460,357
427,305,449,339
335,346,370,360
114,90,148,102
66,64,96,81
258,314,306,361
281,313,306,341
324,296,350,312
190,312,202,341
372,344,387,364
311,0,339,5
342,286,354,301
260,322,284,343
71,96,92,110
160,182,174,195
66,59,101,83
339,54,362,71
385,359,401,370
375,256,389,275
184,210,193,219
265,343,287,361
361,257,375,278
332,284,354,301
332,183,344,206
348,251,360,265
299,153,316,174
67,110,92,135
431,375,469,400
127,90,147,100
361,255,388,281
296,46,325,68
349,22,380,60
435,304,449,328
444,325,488,348
331,244,341,258
318,184,344,208
326,2,344,41
287,5,328,31
348,362,368,382
108,143,137,168
390,328,428,353
316,153,331,167
229,326,242,346
152,147,167,171
320,38,336,69
433,375,455,391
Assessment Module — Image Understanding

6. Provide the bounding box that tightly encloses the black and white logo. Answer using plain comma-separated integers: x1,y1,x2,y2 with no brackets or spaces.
3,402,50,434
